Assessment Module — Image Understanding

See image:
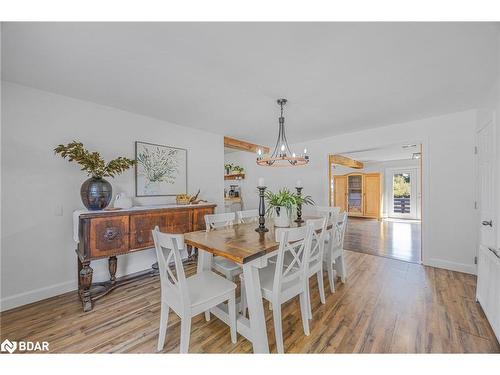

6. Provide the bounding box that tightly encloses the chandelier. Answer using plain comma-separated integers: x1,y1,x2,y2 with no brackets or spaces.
256,98,309,167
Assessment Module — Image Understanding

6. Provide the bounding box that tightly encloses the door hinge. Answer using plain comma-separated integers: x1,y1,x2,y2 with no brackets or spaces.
474,146,478,155
474,256,478,265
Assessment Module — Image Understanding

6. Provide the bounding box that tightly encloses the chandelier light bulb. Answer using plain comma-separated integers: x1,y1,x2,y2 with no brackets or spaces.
281,144,285,152
303,147,307,154
257,148,262,156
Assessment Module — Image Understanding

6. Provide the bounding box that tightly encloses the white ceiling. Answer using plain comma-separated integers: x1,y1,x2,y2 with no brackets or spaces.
342,143,421,163
2,22,498,146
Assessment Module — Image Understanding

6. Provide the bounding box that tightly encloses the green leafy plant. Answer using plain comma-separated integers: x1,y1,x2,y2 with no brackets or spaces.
232,165,244,173
54,141,136,178
265,188,314,217
224,163,233,174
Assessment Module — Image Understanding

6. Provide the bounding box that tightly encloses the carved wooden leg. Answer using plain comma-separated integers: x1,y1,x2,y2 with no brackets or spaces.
108,256,117,285
79,261,93,312
77,256,83,301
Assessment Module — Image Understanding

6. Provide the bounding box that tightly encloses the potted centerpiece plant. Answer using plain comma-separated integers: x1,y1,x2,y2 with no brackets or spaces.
54,141,136,210
265,188,314,227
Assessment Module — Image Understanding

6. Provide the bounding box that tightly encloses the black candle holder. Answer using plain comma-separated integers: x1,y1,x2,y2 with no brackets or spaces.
255,186,269,233
294,186,304,223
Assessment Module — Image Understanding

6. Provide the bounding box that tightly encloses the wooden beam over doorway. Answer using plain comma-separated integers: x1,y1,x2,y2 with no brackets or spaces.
224,136,270,154
329,154,364,169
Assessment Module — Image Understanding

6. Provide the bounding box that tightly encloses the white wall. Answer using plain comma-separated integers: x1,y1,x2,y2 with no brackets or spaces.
0,82,224,311
225,110,478,274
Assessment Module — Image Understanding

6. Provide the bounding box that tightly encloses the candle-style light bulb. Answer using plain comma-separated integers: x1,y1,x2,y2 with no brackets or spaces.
257,148,262,158
292,152,296,158
303,147,307,154
281,144,285,152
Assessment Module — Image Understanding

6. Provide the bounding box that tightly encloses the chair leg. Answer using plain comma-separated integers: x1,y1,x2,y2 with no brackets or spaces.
305,279,312,319
179,316,192,354
299,291,310,336
157,302,170,351
228,294,237,344
337,254,347,283
240,278,247,316
316,270,326,304
327,262,335,293
272,301,284,353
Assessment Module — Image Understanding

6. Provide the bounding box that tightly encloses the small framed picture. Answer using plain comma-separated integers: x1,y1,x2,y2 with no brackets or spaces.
135,141,187,197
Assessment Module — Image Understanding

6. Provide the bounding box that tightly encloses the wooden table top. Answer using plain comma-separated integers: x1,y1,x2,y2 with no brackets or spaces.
184,216,326,264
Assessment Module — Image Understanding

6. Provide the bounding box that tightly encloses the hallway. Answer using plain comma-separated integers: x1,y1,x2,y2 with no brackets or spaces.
344,217,421,263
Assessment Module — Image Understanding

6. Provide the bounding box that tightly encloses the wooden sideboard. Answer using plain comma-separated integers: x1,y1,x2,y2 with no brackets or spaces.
76,204,216,312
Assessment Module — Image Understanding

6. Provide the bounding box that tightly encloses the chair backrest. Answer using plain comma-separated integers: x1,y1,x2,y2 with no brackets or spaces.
152,226,190,308
236,209,259,224
315,206,341,224
272,224,314,295
306,217,328,265
204,212,236,232
333,212,348,249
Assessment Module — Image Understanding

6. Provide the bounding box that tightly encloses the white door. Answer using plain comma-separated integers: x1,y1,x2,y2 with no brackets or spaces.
388,168,417,219
477,118,496,250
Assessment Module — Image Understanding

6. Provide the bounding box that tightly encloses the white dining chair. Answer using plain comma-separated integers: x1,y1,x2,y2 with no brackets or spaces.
240,224,314,353
204,212,243,319
323,212,348,293
236,209,259,224
303,217,328,318
314,206,341,226
277,217,327,319
204,212,242,281
152,227,237,353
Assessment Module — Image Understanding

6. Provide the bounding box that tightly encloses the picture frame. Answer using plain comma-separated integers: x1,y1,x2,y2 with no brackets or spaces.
135,141,188,197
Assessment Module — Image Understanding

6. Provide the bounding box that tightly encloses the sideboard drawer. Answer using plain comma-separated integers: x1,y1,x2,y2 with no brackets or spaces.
89,216,129,257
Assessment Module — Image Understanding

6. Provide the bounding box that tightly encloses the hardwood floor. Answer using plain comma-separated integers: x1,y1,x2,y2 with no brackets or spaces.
345,217,421,263
1,251,498,353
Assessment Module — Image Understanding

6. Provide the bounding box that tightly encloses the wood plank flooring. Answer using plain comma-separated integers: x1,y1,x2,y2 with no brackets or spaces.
345,217,421,263
1,251,498,353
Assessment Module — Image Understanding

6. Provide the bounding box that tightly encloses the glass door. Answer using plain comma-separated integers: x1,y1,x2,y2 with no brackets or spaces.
347,174,363,215
390,169,417,219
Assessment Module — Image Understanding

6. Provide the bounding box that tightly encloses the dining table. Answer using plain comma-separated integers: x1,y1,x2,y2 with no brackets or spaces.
184,216,332,353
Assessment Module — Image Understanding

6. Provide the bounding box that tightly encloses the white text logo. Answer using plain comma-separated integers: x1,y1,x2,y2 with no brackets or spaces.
1,339,49,353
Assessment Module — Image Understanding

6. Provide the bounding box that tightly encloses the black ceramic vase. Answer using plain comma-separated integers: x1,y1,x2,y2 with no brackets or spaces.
80,177,112,210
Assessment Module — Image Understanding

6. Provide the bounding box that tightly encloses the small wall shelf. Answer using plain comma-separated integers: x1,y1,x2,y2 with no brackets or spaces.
224,173,245,180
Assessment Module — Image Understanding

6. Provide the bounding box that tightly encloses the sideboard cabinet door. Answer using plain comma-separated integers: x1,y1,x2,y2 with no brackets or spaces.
130,213,164,249
165,209,192,233
192,207,214,231
89,216,129,258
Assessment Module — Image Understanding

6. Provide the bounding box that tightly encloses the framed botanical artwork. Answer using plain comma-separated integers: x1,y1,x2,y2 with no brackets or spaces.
135,141,187,197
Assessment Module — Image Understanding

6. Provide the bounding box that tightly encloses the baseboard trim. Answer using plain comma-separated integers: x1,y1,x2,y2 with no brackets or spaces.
424,258,476,275
0,280,76,312
1,250,188,312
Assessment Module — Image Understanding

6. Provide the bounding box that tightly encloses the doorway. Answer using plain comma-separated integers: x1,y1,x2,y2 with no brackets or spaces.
329,142,423,263
387,168,420,220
